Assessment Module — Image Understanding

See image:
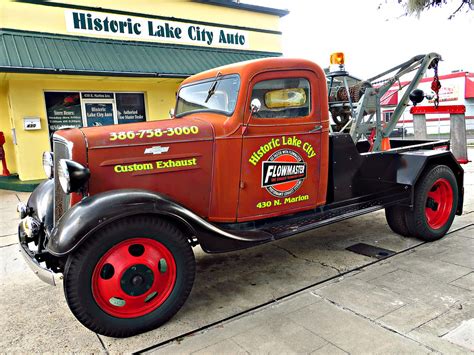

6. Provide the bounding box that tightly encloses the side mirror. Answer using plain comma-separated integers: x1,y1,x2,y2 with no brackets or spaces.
242,98,262,135
250,98,261,114
169,108,175,118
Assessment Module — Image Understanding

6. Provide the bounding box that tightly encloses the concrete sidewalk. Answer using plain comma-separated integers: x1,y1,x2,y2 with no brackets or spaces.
1,153,473,353
152,222,474,354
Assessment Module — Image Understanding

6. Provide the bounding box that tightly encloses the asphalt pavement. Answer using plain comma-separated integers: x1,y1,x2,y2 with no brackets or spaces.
0,154,473,354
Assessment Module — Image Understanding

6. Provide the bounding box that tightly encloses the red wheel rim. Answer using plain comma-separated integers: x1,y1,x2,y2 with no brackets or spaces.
92,238,177,318
425,178,454,230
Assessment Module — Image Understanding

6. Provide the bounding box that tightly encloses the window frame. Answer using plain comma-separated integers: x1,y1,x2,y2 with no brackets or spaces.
174,74,241,118
383,110,394,122
247,70,318,126
251,77,312,120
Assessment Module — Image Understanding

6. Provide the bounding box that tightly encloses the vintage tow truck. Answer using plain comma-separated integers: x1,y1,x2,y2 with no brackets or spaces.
18,54,464,337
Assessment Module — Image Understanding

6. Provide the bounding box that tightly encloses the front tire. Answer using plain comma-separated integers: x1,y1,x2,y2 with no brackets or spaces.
63,216,195,337
405,165,458,242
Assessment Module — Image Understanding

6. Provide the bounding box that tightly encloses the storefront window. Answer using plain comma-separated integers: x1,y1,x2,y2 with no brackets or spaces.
45,92,147,136
44,92,83,136
85,103,115,127
116,93,146,124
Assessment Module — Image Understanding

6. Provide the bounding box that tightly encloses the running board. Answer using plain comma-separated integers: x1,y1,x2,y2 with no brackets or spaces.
206,191,410,253
256,194,410,240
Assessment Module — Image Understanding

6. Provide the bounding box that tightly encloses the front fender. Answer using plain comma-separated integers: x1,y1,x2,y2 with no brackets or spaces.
28,179,54,233
46,189,272,256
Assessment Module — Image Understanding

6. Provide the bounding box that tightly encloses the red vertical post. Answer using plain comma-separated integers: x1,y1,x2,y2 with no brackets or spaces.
0,132,11,176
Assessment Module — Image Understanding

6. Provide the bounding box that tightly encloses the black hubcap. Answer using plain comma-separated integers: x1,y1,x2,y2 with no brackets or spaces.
426,197,439,211
120,264,154,296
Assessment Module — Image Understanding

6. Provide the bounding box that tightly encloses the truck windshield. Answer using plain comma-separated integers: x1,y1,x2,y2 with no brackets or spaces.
175,74,240,117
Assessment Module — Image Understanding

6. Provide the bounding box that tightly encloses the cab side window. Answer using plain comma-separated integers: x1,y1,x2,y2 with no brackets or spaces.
252,78,311,119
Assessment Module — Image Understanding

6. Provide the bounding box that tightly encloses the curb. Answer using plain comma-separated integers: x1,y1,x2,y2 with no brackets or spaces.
0,175,44,192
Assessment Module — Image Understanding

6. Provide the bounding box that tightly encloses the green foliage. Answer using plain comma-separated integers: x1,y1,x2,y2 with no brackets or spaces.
394,0,472,18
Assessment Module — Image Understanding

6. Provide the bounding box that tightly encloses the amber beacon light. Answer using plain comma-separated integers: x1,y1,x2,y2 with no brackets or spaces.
330,52,345,65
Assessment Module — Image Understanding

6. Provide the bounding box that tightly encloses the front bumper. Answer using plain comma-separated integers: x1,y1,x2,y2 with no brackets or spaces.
18,222,56,286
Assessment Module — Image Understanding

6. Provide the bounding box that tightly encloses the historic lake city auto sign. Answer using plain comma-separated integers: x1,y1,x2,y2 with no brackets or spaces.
65,10,249,49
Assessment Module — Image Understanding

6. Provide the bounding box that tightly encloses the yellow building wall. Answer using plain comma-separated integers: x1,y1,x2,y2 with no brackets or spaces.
4,73,182,180
0,0,283,180
0,0,282,53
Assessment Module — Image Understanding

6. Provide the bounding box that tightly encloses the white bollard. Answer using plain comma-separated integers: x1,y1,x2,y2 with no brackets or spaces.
450,113,469,164
413,114,427,140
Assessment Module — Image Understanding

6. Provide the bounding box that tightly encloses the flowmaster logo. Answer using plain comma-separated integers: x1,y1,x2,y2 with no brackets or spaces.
261,149,306,197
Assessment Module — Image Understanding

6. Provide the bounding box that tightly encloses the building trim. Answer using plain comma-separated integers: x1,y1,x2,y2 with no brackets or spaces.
419,71,473,83
14,0,283,35
397,71,473,87
0,28,282,56
0,65,190,78
192,0,289,17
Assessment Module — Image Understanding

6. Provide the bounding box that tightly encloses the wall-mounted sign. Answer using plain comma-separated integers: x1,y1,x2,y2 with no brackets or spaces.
417,81,460,104
23,117,41,131
65,10,249,49
438,85,459,102
82,92,114,99
427,85,459,103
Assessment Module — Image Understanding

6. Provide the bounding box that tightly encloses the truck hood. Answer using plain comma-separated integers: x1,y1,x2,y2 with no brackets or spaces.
80,116,214,149
75,115,215,217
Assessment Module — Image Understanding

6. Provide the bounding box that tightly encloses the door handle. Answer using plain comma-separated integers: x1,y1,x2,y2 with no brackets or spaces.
309,125,322,133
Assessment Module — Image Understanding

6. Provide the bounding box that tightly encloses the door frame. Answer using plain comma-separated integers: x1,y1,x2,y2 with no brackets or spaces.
237,69,323,221
80,94,117,127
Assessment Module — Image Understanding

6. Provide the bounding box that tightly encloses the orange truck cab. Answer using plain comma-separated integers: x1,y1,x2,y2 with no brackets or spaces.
17,58,463,337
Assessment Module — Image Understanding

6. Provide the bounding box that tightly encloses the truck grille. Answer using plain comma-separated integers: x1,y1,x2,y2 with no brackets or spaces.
53,138,71,225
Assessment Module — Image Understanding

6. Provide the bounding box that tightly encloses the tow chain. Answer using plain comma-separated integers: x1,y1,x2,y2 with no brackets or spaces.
431,60,442,108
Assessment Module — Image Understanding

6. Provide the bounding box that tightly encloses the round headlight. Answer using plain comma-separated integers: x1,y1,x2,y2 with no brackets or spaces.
42,152,54,179
58,159,90,194
58,159,71,193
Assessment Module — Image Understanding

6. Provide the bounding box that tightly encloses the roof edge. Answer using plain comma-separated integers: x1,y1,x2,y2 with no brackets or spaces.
0,66,192,78
0,28,283,57
193,0,290,17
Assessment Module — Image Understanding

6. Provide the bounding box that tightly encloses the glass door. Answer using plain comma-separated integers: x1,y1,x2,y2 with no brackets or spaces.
81,92,117,127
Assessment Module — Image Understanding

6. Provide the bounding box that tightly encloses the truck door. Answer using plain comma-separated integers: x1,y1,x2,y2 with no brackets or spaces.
238,70,324,221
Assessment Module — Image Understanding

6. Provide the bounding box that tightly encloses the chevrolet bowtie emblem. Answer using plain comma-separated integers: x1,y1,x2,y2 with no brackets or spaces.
144,146,170,155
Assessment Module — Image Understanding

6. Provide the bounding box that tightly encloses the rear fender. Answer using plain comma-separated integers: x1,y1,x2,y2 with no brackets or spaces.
397,150,464,214
46,189,272,256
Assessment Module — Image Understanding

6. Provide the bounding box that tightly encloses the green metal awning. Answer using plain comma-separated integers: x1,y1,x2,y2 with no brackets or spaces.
0,29,280,78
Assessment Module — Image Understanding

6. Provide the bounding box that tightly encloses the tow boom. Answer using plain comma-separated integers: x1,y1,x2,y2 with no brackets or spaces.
328,53,442,152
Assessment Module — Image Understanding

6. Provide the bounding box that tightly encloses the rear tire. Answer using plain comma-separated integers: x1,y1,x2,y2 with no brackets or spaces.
63,216,195,337
385,205,410,237
405,165,458,242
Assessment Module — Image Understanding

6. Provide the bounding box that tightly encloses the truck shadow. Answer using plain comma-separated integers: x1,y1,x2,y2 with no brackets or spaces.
102,211,419,351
